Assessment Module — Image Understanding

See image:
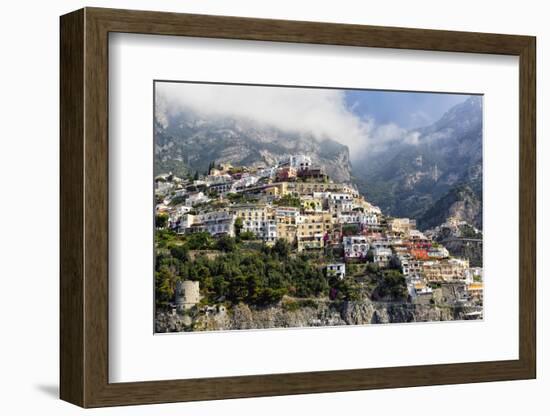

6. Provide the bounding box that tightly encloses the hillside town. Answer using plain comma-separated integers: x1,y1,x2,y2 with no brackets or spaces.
155,154,483,330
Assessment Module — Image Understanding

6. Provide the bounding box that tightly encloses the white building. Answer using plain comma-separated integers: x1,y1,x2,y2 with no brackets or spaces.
231,175,259,191
409,229,429,241
242,218,277,242
233,205,277,242
362,213,379,226
329,198,354,213
173,188,187,198
408,281,433,299
373,247,393,267
336,211,380,227
155,180,174,195
176,214,197,234
289,154,312,171
428,246,450,259
337,212,364,224
399,254,411,276
328,192,354,201
185,192,210,207
209,180,234,195
327,263,346,279
189,211,236,237
407,259,424,279
168,205,192,225
275,207,300,221
173,205,191,215
343,236,369,259
370,238,392,249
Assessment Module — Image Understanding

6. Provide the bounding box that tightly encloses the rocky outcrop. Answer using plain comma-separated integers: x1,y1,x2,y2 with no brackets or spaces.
418,184,482,231
156,300,481,333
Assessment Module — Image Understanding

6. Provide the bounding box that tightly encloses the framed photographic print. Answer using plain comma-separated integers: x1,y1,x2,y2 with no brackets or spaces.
60,7,536,408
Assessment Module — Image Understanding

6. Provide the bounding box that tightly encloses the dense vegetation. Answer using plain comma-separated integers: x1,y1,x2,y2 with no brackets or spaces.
154,231,348,309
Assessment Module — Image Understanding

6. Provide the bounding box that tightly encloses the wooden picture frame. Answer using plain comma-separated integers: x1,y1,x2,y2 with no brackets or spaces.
60,7,536,408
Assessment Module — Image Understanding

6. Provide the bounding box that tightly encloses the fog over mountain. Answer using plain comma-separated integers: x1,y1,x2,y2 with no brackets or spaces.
155,104,353,183
155,82,370,156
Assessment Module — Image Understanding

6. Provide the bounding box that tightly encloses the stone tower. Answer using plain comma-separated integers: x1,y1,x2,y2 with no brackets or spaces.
175,280,200,312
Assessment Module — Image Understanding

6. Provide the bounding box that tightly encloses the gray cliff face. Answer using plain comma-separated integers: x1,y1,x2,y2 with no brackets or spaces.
156,301,481,333
418,184,482,230
427,221,483,267
154,109,352,182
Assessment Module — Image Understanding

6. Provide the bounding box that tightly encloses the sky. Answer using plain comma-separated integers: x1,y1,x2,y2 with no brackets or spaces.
156,81,475,159
345,90,474,130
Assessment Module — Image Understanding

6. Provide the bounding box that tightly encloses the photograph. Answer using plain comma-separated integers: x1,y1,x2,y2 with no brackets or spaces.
153,81,484,333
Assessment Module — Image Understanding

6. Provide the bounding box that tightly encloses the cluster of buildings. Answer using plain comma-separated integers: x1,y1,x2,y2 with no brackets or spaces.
156,155,483,305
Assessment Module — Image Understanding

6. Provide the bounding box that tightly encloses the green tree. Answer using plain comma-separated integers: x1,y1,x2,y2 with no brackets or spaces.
155,213,169,229
342,224,359,235
389,255,402,270
239,230,255,240
169,195,186,206
155,266,177,307
376,270,408,300
272,238,291,258
216,235,237,252
333,279,361,301
208,160,216,174
186,232,213,250
170,245,189,262
273,195,301,208
234,216,243,236
257,287,287,305
366,249,375,263
228,275,249,303
346,263,358,276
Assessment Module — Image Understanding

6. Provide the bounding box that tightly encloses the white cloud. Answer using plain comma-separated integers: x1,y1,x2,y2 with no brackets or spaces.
155,82,417,160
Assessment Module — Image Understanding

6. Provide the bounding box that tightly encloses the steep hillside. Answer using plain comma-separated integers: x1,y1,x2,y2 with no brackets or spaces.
418,184,482,230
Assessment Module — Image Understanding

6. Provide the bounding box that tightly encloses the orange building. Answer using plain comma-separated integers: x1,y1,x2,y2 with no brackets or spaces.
410,248,429,260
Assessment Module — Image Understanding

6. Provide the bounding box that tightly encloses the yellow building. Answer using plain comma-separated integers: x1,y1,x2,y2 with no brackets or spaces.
388,217,416,234
263,182,289,197
275,207,299,244
277,223,297,244
231,204,270,221
423,258,470,282
295,212,334,251
297,236,324,252
297,212,333,239
467,282,483,302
